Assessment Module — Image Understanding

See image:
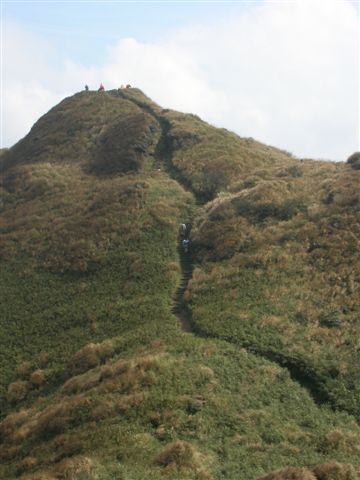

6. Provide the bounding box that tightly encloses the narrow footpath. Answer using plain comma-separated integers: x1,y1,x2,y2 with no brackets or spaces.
171,237,194,333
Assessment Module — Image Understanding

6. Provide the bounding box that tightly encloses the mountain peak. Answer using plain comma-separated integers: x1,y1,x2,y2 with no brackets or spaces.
3,88,297,202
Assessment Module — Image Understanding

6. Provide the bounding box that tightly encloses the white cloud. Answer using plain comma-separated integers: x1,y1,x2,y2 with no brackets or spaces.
103,38,228,121
2,0,359,160
2,24,102,145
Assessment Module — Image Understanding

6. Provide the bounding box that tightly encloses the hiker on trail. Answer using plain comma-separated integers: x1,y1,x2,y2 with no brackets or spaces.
182,238,190,253
98,83,105,91
179,223,187,238
84,85,89,91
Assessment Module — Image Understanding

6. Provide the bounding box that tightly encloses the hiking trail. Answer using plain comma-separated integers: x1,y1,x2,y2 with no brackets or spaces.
171,237,194,333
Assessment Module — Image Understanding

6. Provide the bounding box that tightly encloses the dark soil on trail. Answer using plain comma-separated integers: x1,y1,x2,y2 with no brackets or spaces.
171,241,194,333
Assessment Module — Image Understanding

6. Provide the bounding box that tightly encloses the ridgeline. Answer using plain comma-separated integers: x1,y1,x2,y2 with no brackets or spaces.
0,89,359,480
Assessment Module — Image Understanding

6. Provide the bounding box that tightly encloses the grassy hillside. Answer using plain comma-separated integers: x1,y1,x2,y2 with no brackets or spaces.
188,159,360,418
0,89,359,479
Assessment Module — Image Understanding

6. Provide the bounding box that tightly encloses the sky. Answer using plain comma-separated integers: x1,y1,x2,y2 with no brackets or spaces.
1,0,359,161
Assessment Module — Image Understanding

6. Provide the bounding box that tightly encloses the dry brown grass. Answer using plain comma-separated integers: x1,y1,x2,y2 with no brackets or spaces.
63,352,161,396
67,340,114,376
20,473,58,480
8,421,35,445
0,409,29,440
150,409,180,429
54,455,96,479
90,400,114,421
312,462,357,480
323,429,359,452
154,440,207,475
0,444,21,461
6,380,29,403
67,343,102,376
52,434,84,462
16,456,38,475
1,395,90,445
257,466,316,480
33,403,71,440
61,371,102,395
30,370,46,387
16,361,33,378
116,392,146,413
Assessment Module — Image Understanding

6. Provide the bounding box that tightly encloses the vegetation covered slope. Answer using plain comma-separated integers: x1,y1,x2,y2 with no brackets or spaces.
0,89,359,480
188,158,360,419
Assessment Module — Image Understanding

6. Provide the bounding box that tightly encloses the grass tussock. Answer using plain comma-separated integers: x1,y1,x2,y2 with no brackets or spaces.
30,370,46,387
53,455,96,479
16,456,38,475
312,462,357,480
6,381,29,404
18,456,96,480
154,440,209,476
257,467,316,479
63,351,164,395
20,474,57,480
67,340,115,376
17,361,33,378
257,462,358,480
52,434,84,462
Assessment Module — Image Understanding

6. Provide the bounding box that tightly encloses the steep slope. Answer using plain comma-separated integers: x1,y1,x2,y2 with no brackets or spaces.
0,90,359,480
188,159,360,419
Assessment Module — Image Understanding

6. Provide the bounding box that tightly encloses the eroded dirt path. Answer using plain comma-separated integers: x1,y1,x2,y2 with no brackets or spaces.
171,240,194,333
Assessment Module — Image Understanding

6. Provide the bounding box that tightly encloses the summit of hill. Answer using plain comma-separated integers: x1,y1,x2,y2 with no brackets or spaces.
0,89,359,480
2,88,294,199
